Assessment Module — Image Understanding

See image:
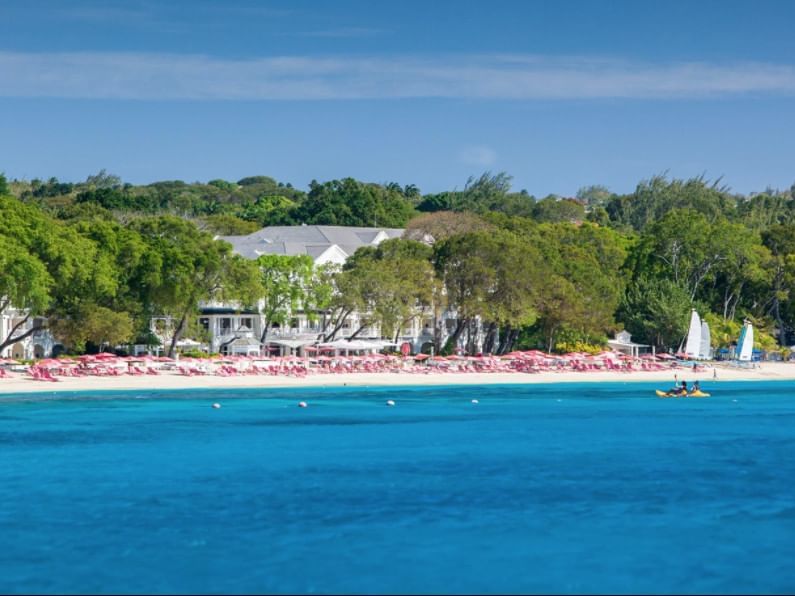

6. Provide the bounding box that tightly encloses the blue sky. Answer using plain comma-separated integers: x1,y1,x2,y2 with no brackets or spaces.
1,0,794,196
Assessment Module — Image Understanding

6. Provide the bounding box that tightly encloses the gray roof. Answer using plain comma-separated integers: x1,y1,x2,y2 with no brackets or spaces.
219,225,404,261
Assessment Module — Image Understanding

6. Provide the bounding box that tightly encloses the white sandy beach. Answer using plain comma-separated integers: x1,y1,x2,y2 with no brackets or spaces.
1,361,794,395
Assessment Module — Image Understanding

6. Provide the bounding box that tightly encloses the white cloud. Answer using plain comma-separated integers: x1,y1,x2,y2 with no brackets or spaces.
1,52,795,100
459,146,497,167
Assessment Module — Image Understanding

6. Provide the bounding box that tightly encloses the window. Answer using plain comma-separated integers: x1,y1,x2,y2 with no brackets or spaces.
241,317,253,329
220,318,232,334
199,318,210,331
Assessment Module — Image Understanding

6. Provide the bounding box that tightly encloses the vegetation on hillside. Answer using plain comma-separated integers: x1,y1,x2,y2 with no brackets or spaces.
2,168,795,355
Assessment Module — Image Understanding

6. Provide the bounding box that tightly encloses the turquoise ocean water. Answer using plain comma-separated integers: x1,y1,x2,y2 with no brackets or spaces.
1,381,794,594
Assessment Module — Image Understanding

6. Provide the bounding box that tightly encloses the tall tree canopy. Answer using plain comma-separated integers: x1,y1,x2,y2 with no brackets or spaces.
129,216,261,356
296,178,416,227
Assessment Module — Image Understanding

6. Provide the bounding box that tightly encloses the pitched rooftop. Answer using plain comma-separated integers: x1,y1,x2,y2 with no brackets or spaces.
219,225,404,262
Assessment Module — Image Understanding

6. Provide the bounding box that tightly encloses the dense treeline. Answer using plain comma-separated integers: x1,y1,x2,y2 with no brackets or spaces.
2,169,795,357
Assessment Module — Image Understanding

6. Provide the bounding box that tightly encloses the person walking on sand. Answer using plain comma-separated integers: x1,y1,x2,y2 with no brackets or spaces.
713,368,718,380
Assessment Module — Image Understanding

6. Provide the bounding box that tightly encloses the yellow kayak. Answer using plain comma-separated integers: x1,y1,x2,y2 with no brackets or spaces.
656,390,711,398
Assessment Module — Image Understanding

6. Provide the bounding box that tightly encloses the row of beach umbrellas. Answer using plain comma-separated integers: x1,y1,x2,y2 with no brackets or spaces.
6,349,677,369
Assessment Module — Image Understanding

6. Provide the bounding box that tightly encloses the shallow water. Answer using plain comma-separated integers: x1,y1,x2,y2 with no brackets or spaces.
1,381,794,594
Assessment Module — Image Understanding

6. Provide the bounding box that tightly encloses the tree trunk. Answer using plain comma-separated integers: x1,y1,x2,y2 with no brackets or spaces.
506,328,520,354
347,322,369,340
465,319,480,355
482,322,497,354
0,314,47,354
774,296,787,347
167,311,189,358
445,318,467,353
322,308,352,342
496,325,517,355
546,325,557,354
259,319,274,344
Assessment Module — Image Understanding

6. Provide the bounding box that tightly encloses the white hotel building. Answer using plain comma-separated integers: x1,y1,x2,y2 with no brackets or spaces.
178,225,464,356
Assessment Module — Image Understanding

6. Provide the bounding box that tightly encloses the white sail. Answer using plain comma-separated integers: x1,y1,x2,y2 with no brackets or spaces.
738,322,754,361
684,310,701,358
698,321,711,360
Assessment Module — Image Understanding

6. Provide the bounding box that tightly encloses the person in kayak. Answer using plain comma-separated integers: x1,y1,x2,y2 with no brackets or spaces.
692,380,701,393
667,381,688,396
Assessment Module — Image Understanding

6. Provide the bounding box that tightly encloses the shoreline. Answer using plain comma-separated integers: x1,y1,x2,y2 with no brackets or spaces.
1,362,793,396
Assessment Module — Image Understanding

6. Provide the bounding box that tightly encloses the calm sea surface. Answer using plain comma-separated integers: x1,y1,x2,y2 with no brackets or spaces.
1,381,794,594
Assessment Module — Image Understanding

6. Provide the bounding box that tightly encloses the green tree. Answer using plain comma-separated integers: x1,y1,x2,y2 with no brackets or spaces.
238,195,297,226
321,239,439,345
605,175,736,232
85,169,122,189
434,230,544,354
576,185,612,207
532,197,586,223
736,191,795,231
455,172,514,213
340,239,439,343
129,216,258,356
617,277,692,350
200,214,260,236
0,172,10,196
629,209,729,301
416,172,536,216
254,254,322,344
403,211,493,242
761,224,795,345
50,305,134,353
296,178,416,227
0,236,53,352
0,196,116,352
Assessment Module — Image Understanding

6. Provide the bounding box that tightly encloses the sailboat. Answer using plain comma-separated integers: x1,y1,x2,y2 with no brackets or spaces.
698,321,712,360
684,310,702,359
736,320,754,361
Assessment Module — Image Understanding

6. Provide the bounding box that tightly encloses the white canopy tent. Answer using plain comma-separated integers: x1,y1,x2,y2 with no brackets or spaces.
266,338,318,356
316,339,397,355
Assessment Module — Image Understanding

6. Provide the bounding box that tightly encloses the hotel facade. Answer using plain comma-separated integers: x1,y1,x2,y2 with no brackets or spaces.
152,225,481,356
